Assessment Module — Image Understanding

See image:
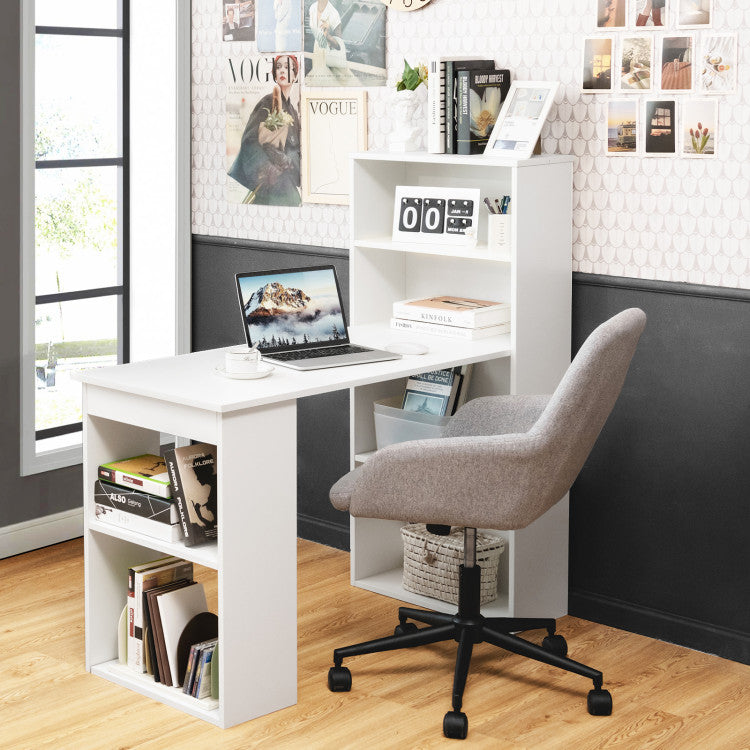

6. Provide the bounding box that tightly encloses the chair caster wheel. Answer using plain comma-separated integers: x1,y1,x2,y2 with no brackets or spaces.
327,666,352,692
443,710,468,739
394,622,419,636
587,688,613,715
542,633,568,658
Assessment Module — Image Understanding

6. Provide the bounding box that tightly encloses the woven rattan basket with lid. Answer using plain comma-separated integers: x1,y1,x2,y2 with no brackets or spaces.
401,524,505,605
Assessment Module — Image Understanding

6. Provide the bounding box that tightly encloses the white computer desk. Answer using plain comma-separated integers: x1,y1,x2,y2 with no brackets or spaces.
78,325,511,728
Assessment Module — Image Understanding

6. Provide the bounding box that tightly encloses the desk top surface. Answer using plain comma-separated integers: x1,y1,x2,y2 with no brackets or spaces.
76,324,511,413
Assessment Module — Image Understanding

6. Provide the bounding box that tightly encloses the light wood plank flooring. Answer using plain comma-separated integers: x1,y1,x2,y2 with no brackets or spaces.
1,538,748,749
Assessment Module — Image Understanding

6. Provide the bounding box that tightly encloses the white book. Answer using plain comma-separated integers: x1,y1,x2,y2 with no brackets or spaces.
391,317,510,340
94,504,182,542
158,582,209,687
393,295,511,328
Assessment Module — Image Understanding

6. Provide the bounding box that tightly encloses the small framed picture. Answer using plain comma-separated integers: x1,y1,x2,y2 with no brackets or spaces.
620,35,653,92
596,0,627,28
644,99,677,156
582,36,614,92
631,0,667,29
484,81,559,160
682,99,718,157
698,33,738,94
607,99,638,155
660,35,694,92
299,90,367,205
677,0,712,28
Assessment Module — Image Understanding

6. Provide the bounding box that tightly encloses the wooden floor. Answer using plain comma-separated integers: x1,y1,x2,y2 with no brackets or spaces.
2,539,749,749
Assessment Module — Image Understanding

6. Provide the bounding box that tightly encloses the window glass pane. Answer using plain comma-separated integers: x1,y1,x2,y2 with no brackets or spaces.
35,296,120,433
35,167,120,296
36,0,120,29
36,35,121,160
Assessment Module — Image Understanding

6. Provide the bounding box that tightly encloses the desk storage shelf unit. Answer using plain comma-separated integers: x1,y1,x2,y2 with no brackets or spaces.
348,151,574,619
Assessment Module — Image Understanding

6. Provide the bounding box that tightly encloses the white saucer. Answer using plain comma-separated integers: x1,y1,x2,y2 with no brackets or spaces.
214,362,274,380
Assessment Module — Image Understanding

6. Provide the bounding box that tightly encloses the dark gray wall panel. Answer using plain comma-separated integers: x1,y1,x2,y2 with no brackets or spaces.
569,274,750,664
0,4,82,529
191,235,350,548
192,237,750,663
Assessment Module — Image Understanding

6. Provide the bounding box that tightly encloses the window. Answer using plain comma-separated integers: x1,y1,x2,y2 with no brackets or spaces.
21,0,189,476
33,1,129,443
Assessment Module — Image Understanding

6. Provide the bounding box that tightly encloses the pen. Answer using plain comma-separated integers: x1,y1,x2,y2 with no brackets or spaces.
484,197,496,214
501,196,510,214
494,198,502,213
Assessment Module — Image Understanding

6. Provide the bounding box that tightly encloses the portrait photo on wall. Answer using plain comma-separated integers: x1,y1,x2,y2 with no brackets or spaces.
682,98,717,157
225,54,302,206
582,36,613,92
661,35,694,91
620,35,653,91
223,0,256,42
677,0,712,28
644,99,677,155
303,0,386,87
257,0,303,53
596,0,627,28
633,0,666,28
699,33,737,94
607,99,638,154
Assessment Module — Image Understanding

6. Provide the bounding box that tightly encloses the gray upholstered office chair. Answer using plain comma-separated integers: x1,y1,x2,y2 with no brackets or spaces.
326,308,646,740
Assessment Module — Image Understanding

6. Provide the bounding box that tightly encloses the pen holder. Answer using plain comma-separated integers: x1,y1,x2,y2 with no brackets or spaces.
487,213,511,260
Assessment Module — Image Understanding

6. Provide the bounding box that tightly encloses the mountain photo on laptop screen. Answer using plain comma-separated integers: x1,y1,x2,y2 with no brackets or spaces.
238,268,346,349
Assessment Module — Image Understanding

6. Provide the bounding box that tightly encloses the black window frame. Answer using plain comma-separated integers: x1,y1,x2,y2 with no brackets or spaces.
34,3,130,441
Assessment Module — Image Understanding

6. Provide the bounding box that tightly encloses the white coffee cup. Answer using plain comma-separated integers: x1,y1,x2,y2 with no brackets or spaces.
225,345,261,374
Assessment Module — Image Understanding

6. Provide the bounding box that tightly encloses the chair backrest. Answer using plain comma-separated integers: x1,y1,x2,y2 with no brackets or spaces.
527,307,646,512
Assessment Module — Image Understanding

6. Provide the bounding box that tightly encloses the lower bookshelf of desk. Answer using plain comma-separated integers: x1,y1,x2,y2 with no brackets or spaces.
353,566,511,617
91,660,221,725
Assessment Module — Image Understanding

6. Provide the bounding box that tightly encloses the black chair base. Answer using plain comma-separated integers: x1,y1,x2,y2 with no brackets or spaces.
328,564,612,740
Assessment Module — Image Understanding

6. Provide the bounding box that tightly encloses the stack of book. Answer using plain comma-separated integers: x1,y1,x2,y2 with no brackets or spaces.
183,638,219,699
126,555,218,700
95,454,180,543
427,56,511,154
391,295,511,340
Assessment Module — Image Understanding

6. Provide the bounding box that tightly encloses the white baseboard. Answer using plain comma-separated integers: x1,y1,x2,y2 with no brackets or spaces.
0,508,83,559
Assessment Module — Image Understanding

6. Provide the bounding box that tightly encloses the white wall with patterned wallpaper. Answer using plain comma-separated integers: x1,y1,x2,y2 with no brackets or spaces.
191,0,750,289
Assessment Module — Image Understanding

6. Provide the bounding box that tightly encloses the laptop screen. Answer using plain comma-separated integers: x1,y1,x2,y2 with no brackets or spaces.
235,266,350,353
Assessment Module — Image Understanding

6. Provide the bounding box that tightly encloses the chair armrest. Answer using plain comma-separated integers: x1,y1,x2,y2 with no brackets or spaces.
444,395,551,438
349,432,559,531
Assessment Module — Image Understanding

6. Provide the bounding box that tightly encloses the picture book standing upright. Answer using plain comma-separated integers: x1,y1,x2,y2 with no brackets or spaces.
164,444,219,546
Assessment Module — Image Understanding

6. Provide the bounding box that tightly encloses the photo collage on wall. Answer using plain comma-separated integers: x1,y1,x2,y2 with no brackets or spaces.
586,0,735,157
222,0,385,206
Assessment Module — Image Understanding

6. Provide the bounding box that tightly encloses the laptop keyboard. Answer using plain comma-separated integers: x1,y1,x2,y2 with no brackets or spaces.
268,345,372,361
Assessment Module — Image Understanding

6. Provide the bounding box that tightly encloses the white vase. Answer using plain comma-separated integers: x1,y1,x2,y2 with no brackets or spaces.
388,87,427,153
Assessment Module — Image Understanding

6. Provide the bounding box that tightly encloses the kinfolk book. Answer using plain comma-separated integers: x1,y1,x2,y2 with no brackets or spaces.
393,296,511,329
164,444,218,546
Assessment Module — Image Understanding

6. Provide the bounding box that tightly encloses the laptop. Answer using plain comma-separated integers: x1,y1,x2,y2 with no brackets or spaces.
234,266,402,370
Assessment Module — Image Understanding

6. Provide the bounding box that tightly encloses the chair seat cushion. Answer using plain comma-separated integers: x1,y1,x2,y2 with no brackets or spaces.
330,464,365,512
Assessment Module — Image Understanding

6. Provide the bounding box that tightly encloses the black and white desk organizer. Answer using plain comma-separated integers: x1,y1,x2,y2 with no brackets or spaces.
392,186,480,248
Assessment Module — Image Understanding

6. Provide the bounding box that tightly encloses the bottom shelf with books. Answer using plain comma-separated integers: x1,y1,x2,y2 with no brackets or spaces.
92,660,220,724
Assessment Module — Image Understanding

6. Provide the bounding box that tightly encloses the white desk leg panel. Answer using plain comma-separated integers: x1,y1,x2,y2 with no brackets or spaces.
217,399,298,728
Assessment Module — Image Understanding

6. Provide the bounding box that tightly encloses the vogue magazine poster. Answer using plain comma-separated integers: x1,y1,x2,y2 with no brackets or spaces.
225,54,302,206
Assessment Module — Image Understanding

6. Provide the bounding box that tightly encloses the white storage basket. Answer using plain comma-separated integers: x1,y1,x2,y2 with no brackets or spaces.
401,524,505,606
